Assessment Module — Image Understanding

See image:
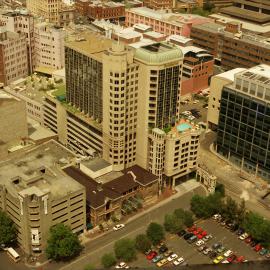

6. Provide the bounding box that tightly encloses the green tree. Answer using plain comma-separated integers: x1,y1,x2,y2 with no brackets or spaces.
114,238,136,262
0,210,17,246
46,224,82,261
236,200,246,225
101,253,116,268
146,222,164,245
222,197,238,221
84,264,95,270
190,195,208,218
204,0,215,12
135,234,151,253
215,183,225,197
174,209,194,227
164,214,183,234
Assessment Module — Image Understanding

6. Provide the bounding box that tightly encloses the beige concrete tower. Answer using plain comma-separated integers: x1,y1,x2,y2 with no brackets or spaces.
102,42,139,171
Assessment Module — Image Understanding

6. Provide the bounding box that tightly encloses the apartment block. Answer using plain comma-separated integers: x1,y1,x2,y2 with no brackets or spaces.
191,21,270,70
0,10,35,74
143,0,175,10
0,31,28,86
148,120,201,187
216,64,270,180
34,22,65,72
0,140,86,255
125,7,211,37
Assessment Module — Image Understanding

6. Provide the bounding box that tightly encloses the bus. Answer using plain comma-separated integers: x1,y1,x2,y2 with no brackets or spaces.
7,247,20,263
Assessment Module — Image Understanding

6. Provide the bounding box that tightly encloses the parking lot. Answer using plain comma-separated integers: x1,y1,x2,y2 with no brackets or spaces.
129,218,263,268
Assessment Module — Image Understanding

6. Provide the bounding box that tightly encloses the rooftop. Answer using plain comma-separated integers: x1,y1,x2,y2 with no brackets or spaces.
237,65,270,85
0,90,20,106
134,42,183,64
215,68,246,82
82,158,111,172
0,140,82,199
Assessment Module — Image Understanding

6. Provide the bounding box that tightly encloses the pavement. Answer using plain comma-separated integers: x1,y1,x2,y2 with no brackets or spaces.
199,131,270,219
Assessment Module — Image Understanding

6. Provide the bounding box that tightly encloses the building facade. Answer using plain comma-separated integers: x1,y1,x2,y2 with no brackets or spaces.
143,0,175,10
216,64,270,180
0,31,28,85
0,140,86,255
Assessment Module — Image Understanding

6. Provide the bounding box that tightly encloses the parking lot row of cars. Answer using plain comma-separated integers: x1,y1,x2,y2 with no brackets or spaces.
212,214,270,259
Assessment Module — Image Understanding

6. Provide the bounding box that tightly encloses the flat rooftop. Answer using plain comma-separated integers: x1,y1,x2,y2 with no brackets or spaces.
65,31,113,61
82,158,111,172
0,140,82,199
237,65,270,85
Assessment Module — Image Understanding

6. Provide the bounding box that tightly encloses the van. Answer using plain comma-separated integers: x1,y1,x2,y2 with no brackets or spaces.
7,248,20,263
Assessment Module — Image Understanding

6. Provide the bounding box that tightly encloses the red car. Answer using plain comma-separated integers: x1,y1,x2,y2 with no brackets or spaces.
146,251,157,260
201,231,207,237
236,256,245,263
245,237,252,244
197,227,203,233
227,254,237,263
197,234,203,239
254,244,262,252
187,225,196,232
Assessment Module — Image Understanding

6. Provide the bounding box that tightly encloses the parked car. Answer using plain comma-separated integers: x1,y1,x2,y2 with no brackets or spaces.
159,246,168,253
147,251,158,260
224,250,233,257
230,224,239,232
202,103,208,108
265,253,270,259
209,251,218,259
167,253,178,262
145,250,152,255
196,240,205,247
193,100,199,104
203,248,212,255
156,242,165,249
239,233,249,240
113,224,125,231
250,240,259,247
254,244,262,252
187,226,196,233
183,233,193,240
152,255,163,263
187,235,197,244
213,256,224,264
227,254,237,263
156,259,168,267
220,219,226,226
236,228,244,235
173,257,184,266
245,236,252,244
203,234,212,242
217,246,226,254
164,250,173,257
236,256,245,263
222,259,230,264
259,248,268,256
198,246,206,252
212,243,222,250
115,262,129,269
177,230,187,237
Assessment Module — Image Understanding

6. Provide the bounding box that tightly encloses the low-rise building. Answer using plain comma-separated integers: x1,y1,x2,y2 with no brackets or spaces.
0,140,86,255
64,158,159,227
143,0,175,10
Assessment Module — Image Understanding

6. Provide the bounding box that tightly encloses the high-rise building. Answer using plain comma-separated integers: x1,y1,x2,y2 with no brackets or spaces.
216,64,270,180
0,140,86,255
0,10,35,74
0,31,28,85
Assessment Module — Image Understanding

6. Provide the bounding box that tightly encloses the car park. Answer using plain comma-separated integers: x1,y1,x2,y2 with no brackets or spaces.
113,224,125,231
173,257,184,266
156,259,168,267
164,250,173,257
167,253,178,262
213,255,224,264
224,250,233,257
147,251,157,260
239,233,249,240
152,255,163,263
196,240,205,247
115,262,129,269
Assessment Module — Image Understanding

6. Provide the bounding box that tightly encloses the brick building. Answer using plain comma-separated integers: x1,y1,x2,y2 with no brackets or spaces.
191,21,270,70
143,0,175,10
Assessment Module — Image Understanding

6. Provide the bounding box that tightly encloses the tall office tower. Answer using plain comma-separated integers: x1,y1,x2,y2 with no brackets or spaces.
0,11,35,74
26,0,62,24
103,43,139,171
216,64,270,180
134,43,183,169
0,31,28,86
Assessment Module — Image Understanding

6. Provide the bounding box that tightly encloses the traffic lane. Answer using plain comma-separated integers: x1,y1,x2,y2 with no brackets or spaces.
59,186,207,270
198,219,261,262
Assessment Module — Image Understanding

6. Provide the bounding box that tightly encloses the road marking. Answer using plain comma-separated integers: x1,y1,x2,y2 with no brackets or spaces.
59,226,145,270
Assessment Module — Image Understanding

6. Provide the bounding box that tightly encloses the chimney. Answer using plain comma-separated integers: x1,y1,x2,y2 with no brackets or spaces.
97,181,103,191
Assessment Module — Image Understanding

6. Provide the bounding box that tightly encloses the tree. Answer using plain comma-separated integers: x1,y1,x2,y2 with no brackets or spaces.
84,264,95,270
0,210,17,246
101,253,116,268
114,238,136,262
164,214,183,234
215,183,225,197
190,195,208,218
204,1,215,12
236,200,246,225
174,209,194,227
146,222,164,245
135,234,151,253
46,224,82,261
222,197,238,221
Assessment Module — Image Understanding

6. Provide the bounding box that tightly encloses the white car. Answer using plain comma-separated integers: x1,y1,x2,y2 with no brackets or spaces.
196,240,205,247
182,111,192,116
115,262,129,269
167,253,178,262
239,233,249,240
173,257,184,266
221,259,230,264
113,224,125,231
188,115,195,121
213,214,221,220
224,250,233,257
193,100,199,104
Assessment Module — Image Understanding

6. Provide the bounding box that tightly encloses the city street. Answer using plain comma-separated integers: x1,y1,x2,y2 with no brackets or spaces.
0,186,206,270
